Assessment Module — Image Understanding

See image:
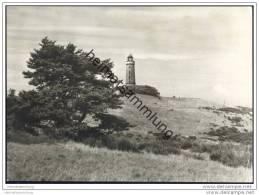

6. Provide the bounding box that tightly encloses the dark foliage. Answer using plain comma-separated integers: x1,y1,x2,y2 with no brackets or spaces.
82,135,139,152
7,129,56,144
135,85,160,98
7,37,123,133
205,126,252,145
199,106,214,110
218,107,251,115
209,144,252,168
96,113,133,132
6,89,19,130
228,116,242,123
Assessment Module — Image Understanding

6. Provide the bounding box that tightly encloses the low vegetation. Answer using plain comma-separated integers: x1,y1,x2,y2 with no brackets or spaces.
228,116,243,123
7,127,252,169
6,37,253,182
218,107,252,115
209,143,252,168
7,142,252,182
135,85,160,98
190,142,252,168
204,126,252,145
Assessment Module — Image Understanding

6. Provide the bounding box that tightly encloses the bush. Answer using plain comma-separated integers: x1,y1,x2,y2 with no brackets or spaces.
138,143,165,154
228,116,242,123
181,141,193,150
200,106,214,110
99,136,139,152
164,145,181,155
138,139,181,155
7,130,55,144
190,141,252,168
81,135,139,153
191,143,214,153
99,136,117,150
209,143,252,168
6,89,22,130
218,107,250,114
116,138,139,152
135,85,160,98
205,126,252,144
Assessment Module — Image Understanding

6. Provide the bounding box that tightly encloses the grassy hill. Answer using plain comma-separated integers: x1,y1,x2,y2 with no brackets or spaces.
108,94,252,136
7,94,253,182
7,142,252,182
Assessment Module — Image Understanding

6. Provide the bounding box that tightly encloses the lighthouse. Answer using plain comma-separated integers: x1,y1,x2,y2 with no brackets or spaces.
126,54,136,92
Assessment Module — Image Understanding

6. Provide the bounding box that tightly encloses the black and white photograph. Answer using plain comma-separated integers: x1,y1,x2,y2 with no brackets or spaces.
2,1,257,193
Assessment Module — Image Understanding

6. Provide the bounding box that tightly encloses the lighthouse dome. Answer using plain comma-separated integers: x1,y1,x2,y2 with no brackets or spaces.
127,54,133,61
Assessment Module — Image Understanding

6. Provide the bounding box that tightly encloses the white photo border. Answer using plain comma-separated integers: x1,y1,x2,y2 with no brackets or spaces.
1,0,257,191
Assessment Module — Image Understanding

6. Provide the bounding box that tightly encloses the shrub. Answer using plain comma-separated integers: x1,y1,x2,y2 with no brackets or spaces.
135,85,160,98
181,141,193,150
83,136,103,148
99,136,117,150
205,126,252,145
193,153,204,160
163,145,181,155
7,130,55,144
191,143,212,153
209,143,252,168
218,107,250,114
81,135,139,153
126,133,134,138
138,143,166,154
200,106,214,110
116,139,139,152
137,139,181,155
228,116,242,123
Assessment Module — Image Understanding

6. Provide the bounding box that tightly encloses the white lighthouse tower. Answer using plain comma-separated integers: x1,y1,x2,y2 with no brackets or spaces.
126,54,136,92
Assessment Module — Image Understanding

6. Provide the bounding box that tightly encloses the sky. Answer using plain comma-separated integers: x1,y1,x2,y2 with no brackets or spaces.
7,6,252,107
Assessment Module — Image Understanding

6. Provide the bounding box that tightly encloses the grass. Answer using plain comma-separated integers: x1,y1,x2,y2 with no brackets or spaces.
7,127,252,168
138,141,181,155
209,143,252,168
218,107,251,115
108,94,225,136
190,142,252,168
76,133,181,155
6,94,253,181
7,129,57,144
228,116,243,123
204,126,252,145
108,95,252,138
66,133,139,153
7,142,252,182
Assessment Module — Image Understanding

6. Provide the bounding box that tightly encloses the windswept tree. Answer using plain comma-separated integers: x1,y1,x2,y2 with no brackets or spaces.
20,37,122,128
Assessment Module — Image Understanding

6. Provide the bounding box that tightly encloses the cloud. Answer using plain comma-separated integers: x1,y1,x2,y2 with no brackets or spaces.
6,6,253,107
136,53,199,61
213,84,228,97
